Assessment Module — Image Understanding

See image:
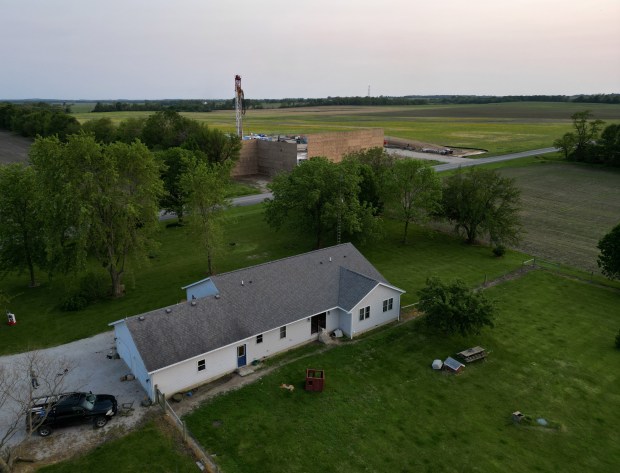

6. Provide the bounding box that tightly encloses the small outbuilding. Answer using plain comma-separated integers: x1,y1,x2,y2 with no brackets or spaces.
443,357,465,374
431,359,443,370
305,369,325,392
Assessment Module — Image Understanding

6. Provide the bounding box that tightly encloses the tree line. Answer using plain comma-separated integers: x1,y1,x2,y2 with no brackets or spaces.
0,102,80,140
265,148,522,253
0,110,240,307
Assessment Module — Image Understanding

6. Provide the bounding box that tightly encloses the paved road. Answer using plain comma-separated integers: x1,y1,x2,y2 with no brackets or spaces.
233,192,273,206
159,192,274,221
431,147,557,172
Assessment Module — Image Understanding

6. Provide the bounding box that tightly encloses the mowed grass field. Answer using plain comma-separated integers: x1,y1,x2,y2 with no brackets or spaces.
0,204,530,356
72,102,620,156
501,162,620,272
184,270,620,473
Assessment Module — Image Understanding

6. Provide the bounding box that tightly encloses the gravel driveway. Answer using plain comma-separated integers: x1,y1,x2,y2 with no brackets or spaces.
0,331,150,464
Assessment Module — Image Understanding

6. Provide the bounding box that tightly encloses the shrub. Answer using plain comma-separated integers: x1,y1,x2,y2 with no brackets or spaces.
60,295,88,312
418,277,495,336
78,271,110,301
60,271,109,311
493,245,506,257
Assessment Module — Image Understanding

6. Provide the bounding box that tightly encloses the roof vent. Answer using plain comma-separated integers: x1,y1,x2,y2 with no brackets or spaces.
320,261,323,265
329,257,332,262
191,300,197,307
165,308,172,314
138,316,145,321
241,280,244,286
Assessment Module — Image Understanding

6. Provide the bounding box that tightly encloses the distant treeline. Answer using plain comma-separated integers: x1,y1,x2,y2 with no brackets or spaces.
92,98,264,113
275,94,620,107
87,94,620,112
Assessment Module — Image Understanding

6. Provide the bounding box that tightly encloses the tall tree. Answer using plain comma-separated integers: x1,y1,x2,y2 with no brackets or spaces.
553,133,576,160
569,110,605,162
383,159,442,244
156,147,195,222
265,157,379,249
81,117,116,143
30,134,162,297
183,124,242,164
597,223,620,280
181,159,232,275
343,147,395,178
141,110,196,150
441,167,522,247
0,164,46,287
596,124,620,166
115,117,147,144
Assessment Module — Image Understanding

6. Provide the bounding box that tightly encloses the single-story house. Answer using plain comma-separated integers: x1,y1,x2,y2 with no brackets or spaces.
110,243,404,400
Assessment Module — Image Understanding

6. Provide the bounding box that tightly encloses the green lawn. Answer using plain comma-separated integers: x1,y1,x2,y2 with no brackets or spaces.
37,419,197,473
0,204,528,355
184,270,620,473
72,102,620,156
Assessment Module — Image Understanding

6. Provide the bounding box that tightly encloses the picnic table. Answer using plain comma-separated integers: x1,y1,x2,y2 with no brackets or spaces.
457,346,487,363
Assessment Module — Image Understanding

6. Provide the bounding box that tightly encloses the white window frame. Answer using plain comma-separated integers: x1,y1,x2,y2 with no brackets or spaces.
359,305,370,321
197,359,206,372
280,326,286,339
383,298,393,312
257,334,263,344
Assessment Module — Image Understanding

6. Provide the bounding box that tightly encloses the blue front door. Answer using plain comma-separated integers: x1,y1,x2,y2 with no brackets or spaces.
237,344,247,368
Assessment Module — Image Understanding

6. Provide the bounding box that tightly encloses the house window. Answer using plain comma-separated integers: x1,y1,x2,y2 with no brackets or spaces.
257,334,263,344
359,305,370,321
383,298,393,312
197,359,206,372
280,326,286,339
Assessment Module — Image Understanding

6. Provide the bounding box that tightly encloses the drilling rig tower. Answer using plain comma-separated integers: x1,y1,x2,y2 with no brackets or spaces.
234,75,245,137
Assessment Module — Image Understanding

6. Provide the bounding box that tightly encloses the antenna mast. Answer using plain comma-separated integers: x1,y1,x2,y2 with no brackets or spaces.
235,75,245,137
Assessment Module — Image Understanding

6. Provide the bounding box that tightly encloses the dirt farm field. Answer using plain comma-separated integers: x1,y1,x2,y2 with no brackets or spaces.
0,130,31,164
503,163,620,272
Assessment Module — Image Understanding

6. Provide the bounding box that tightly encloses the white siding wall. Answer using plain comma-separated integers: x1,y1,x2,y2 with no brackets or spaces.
113,322,153,398
350,285,402,338
126,289,401,398
248,316,316,361
325,309,342,332
151,344,238,398
150,311,341,398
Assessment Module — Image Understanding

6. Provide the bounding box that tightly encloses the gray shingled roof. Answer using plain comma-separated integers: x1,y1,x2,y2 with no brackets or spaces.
122,243,402,372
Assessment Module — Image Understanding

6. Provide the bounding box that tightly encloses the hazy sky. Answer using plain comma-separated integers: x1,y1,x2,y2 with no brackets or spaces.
1,0,619,99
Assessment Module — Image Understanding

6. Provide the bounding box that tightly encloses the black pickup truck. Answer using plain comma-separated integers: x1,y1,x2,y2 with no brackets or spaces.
27,392,118,437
